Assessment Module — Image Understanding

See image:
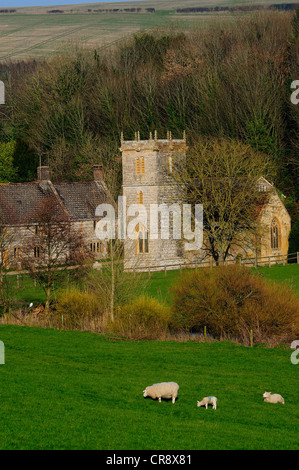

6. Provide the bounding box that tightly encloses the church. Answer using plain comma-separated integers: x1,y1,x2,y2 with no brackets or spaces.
0,134,291,272
120,133,291,271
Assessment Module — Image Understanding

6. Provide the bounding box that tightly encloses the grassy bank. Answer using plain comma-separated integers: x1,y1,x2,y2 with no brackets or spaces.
0,325,297,450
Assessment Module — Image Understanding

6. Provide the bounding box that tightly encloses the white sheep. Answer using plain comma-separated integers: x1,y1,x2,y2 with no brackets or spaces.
197,396,217,410
263,391,285,404
143,382,179,404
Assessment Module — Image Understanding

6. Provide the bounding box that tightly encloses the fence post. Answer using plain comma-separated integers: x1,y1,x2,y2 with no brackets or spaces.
250,329,253,348
164,265,167,277
268,256,271,268
297,252,299,264
204,326,207,341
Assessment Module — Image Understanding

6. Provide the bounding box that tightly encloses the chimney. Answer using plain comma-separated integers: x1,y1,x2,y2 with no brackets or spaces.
37,166,50,181
93,165,103,182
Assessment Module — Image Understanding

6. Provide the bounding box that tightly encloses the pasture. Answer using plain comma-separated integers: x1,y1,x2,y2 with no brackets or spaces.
4,263,299,308
0,325,297,450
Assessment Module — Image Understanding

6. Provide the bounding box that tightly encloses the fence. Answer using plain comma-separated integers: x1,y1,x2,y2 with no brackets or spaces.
5,252,299,284
140,251,299,276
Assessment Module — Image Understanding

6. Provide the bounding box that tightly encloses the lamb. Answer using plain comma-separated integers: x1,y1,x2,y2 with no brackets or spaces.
263,391,285,404
197,396,217,410
143,382,179,404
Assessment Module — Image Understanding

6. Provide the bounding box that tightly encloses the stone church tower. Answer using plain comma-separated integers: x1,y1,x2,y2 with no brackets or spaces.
120,131,187,271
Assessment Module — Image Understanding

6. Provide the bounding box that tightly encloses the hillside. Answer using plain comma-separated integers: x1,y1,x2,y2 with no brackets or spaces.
0,325,298,449
0,0,297,60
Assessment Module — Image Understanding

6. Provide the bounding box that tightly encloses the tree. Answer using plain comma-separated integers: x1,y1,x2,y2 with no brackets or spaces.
22,197,91,314
0,141,16,183
288,219,299,260
87,166,147,322
170,137,274,265
0,217,15,315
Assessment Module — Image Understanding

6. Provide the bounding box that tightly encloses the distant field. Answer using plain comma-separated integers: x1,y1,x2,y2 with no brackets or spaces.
0,12,170,61
8,0,298,14
0,0,296,61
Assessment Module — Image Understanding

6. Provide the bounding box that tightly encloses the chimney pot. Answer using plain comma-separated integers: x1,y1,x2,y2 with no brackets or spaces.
93,165,103,182
37,166,50,181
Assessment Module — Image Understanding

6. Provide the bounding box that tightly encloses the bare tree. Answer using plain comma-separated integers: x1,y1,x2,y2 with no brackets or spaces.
170,137,274,265
22,197,91,313
0,217,15,315
88,166,147,322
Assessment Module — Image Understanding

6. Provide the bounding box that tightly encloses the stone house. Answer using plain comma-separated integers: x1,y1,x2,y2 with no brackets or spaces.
0,165,109,269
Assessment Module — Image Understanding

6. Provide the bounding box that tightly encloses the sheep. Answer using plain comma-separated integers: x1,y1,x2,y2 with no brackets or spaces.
263,391,285,404
197,396,217,410
143,382,179,404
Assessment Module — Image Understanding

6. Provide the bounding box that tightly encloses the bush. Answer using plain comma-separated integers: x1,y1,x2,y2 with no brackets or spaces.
53,288,103,330
111,295,172,340
171,265,299,346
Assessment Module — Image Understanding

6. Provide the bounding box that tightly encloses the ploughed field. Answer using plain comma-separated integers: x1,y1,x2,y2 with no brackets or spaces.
0,325,297,449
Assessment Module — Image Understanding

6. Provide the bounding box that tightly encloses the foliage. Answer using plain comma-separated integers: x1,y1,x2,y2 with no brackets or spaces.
0,11,297,213
171,265,299,345
0,141,16,183
171,137,273,264
110,295,172,340
288,219,299,258
21,197,91,313
53,287,103,330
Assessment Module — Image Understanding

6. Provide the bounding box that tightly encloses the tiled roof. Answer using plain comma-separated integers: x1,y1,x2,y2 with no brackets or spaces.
53,182,108,221
0,180,109,226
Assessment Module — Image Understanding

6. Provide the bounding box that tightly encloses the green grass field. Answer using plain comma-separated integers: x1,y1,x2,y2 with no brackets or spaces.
0,0,295,61
6,263,299,309
0,325,297,450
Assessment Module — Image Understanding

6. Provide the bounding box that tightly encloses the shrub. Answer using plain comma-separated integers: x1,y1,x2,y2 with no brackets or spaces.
111,295,172,340
171,265,299,346
53,288,103,330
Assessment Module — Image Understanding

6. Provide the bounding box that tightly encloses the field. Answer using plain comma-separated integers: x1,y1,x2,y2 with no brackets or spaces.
0,325,298,450
0,0,296,61
5,263,299,308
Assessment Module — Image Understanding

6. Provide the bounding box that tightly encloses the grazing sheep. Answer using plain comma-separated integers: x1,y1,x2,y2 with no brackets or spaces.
263,392,285,404
143,382,179,404
197,396,217,410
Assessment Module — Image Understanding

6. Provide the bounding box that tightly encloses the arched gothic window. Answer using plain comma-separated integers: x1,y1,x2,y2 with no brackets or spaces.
136,224,149,254
271,219,280,249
